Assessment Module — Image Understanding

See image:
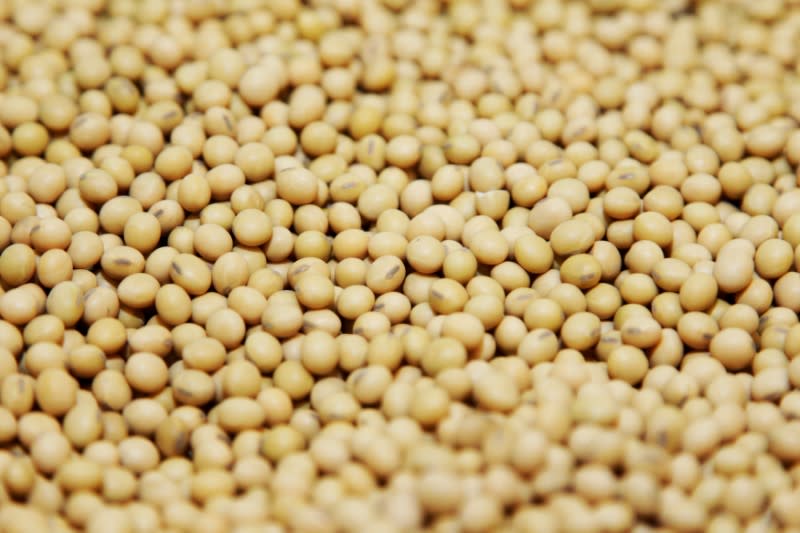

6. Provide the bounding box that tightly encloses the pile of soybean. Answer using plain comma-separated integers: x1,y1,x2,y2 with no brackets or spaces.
2,0,800,532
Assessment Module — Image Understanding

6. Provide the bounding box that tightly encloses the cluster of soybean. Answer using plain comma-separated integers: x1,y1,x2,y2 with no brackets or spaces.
1,0,800,532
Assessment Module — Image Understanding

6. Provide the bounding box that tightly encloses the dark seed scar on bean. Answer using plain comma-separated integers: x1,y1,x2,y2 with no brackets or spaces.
292,265,310,278
385,265,401,279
